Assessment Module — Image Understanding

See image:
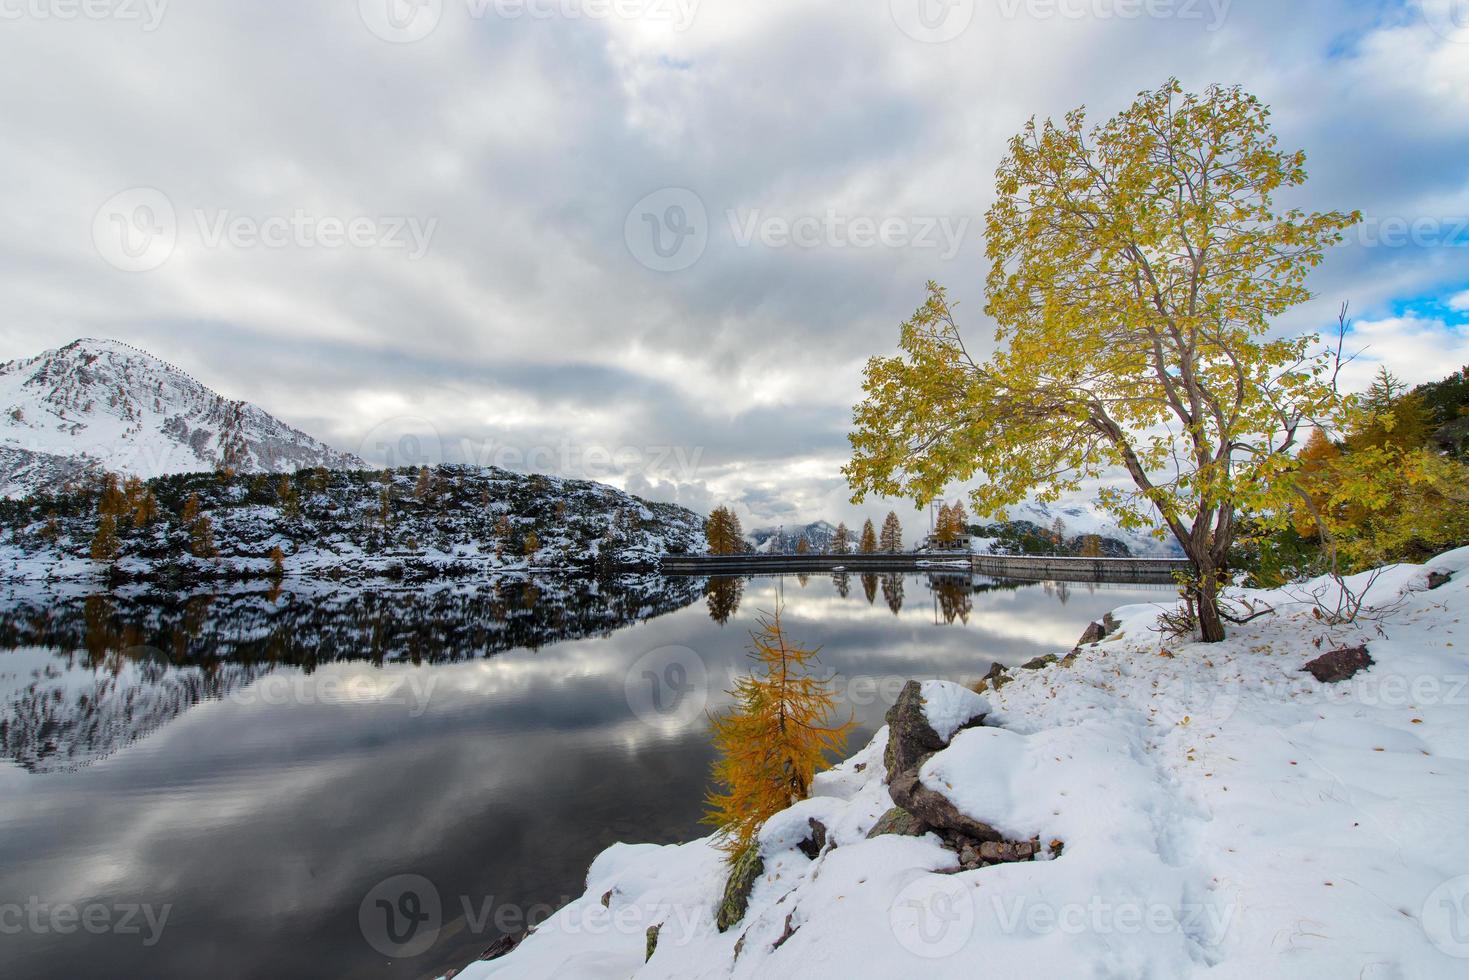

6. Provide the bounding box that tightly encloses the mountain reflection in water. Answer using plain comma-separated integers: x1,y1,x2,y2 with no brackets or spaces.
0,572,1169,980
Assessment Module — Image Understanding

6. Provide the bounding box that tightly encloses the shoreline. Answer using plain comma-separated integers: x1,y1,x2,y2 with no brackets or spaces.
447,549,1469,979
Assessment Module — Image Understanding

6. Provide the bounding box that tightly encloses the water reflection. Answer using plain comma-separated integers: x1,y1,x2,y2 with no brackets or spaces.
0,572,1170,980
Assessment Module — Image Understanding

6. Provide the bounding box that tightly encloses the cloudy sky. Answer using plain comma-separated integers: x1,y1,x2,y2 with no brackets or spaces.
1,0,1467,530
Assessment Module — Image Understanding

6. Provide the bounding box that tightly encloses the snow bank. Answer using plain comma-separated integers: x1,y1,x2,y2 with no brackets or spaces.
456,548,1469,979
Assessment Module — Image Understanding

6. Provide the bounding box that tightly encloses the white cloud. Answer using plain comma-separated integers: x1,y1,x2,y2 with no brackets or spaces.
1341,315,1469,390
1,1,1468,525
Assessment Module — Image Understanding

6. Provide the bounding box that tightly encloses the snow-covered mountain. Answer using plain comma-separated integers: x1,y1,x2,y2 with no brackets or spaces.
998,500,1182,557
747,521,839,554
0,338,363,498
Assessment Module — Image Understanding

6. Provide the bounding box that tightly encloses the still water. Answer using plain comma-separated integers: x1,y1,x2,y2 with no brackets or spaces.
0,572,1170,979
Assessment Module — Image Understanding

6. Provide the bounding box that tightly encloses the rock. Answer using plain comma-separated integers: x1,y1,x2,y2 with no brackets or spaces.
883,680,950,779
481,931,525,961
600,889,612,908
716,844,764,933
772,912,799,951
1074,613,1120,651
1428,570,1452,590
1020,654,1058,670
959,844,980,867
645,923,660,961
1076,621,1106,647
866,806,927,838
981,662,1012,691
888,770,1002,842
797,818,828,860
1301,645,1374,683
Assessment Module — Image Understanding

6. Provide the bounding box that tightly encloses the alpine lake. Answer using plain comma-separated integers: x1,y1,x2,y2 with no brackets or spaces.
0,570,1172,979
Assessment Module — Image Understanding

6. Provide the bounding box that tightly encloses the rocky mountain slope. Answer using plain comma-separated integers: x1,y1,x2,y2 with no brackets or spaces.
0,338,362,497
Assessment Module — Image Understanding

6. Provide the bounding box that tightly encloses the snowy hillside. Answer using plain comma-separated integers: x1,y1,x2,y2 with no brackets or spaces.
459,549,1469,979
0,338,362,497
1001,499,1181,557
0,464,707,580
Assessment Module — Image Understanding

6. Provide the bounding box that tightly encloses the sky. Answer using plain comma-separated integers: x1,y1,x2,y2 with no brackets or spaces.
0,0,1467,531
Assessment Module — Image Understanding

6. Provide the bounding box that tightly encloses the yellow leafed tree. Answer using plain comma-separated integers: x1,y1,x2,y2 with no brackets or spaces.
846,79,1357,642
703,604,853,859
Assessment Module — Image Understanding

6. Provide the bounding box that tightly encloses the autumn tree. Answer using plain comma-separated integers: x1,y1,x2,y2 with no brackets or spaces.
414,466,436,504
277,474,300,520
706,506,745,556
880,511,903,552
269,545,286,579
846,80,1356,642
1292,390,1469,572
122,476,158,527
831,522,851,555
90,514,120,563
1080,534,1103,557
181,493,217,558
934,503,955,545
523,529,540,556
97,473,126,520
703,604,853,859
858,519,878,554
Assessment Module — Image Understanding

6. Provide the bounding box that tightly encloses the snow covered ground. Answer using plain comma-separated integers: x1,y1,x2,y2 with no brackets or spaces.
454,549,1469,979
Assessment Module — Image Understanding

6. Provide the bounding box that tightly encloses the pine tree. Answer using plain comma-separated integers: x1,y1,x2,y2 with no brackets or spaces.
935,503,955,545
181,493,217,558
706,506,745,556
97,473,126,520
414,466,435,504
859,519,877,554
122,476,154,527
1050,517,1066,548
493,514,513,558
90,514,120,563
277,475,300,520
880,511,903,552
831,522,851,555
190,514,217,558
703,604,853,858
949,500,968,537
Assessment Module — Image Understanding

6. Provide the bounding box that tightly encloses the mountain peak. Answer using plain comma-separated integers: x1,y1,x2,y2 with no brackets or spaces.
0,338,363,497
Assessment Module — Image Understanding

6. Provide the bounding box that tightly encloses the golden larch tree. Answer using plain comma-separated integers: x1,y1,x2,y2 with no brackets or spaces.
703,604,853,858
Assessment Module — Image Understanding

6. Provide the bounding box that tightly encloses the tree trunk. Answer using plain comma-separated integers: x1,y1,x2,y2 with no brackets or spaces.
1191,563,1227,643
